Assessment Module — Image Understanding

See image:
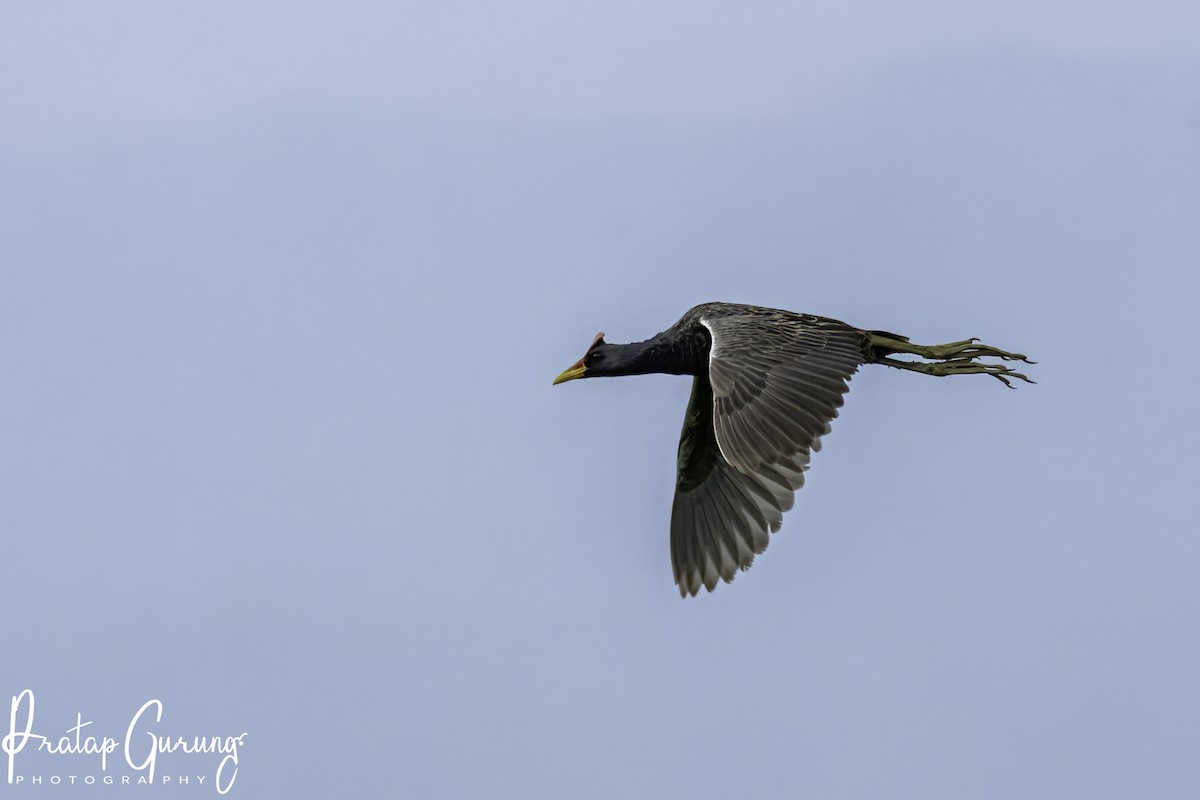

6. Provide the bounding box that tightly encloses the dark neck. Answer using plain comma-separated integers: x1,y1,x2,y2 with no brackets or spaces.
602,332,708,377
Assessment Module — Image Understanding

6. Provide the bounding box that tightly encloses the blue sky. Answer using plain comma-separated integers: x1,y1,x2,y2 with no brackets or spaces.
3,2,1199,798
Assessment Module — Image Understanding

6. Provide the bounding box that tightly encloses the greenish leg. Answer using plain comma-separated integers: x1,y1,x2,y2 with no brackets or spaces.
869,334,1036,389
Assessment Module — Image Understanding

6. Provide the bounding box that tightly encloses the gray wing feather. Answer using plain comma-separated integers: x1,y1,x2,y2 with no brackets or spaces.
669,309,865,596
702,314,864,476
671,374,790,596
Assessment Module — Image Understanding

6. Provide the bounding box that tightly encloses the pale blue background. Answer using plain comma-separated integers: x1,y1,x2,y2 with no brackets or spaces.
3,2,1198,798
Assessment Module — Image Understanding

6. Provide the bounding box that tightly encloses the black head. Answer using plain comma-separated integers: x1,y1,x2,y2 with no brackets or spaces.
553,331,660,384
552,331,607,385
554,328,700,383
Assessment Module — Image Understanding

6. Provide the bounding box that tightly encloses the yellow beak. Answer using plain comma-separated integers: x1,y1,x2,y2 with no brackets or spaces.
552,363,587,385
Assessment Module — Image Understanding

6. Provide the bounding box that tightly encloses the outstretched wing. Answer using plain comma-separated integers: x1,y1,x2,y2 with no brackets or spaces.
703,311,866,476
671,375,792,596
670,310,865,596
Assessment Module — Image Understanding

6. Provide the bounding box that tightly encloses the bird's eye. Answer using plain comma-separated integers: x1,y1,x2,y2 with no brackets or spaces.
589,351,602,362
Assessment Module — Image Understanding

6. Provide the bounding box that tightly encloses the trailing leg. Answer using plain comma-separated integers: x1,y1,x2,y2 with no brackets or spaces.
868,333,1035,388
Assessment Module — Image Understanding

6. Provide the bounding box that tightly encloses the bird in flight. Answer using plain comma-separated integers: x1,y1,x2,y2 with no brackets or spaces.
553,302,1033,597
